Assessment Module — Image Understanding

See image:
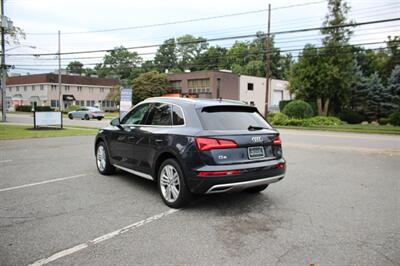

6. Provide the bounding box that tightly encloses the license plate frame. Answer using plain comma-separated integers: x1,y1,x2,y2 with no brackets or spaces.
248,146,265,160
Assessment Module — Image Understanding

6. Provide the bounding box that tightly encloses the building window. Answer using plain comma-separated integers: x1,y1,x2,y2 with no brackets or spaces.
247,83,254,91
24,86,27,92
170,81,182,92
77,86,82,92
51,85,57,90
86,100,91,106
100,88,104,93
188,79,210,92
64,85,70,92
16,86,19,91
32,85,36,91
40,85,44,91
51,100,59,108
8,87,11,92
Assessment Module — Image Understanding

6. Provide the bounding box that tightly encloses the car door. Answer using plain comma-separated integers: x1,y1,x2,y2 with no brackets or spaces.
77,107,86,119
108,103,152,170
133,102,173,176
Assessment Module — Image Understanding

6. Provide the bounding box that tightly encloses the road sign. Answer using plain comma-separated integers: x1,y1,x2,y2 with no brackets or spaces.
120,88,132,118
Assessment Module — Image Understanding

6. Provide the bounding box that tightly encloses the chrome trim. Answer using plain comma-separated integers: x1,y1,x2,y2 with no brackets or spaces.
113,164,154,181
205,174,284,194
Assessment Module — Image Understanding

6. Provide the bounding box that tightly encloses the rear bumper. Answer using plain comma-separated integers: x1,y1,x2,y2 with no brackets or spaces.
185,158,286,194
206,174,284,194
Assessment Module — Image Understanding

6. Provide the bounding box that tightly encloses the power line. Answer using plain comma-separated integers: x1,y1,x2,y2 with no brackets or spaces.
24,1,328,35
11,41,395,68
6,17,400,57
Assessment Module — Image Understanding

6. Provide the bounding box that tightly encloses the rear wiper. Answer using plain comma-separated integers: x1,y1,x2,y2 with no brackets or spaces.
248,125,270,131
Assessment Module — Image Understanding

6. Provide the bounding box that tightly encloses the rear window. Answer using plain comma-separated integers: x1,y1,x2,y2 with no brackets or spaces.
197,105,272,130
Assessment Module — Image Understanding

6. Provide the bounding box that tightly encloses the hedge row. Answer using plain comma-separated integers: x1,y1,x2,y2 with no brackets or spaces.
15,105,53,112
268,112,344,127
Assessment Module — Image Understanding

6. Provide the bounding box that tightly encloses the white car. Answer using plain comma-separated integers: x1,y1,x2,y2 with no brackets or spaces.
68,107,105,120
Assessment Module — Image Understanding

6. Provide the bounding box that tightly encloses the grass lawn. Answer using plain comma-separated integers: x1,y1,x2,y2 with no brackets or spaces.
0,124,98,140
276,124,400,135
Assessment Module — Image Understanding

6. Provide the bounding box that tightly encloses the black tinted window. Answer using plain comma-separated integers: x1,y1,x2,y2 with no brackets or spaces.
172,105,184,125
145,103,172,126
121,103,151,124
198,105,271,130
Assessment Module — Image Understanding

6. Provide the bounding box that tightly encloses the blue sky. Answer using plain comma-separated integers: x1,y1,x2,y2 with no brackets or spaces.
4,0,400,74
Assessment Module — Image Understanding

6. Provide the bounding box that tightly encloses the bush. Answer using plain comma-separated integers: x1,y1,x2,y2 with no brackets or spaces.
15,105,33,112
63,105,80,114
378,118,390,125
282,100,314,119
389,111,400,126
270,112,289,126
339,110,365,124
279,100,292,112
15,105,53,112
269,113,343,127
35,106,53,111
307,116,343,126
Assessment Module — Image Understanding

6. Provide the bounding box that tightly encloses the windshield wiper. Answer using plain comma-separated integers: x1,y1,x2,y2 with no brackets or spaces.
248,125,270,131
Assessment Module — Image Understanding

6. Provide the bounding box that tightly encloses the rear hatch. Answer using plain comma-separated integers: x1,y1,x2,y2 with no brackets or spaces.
195,105,282,165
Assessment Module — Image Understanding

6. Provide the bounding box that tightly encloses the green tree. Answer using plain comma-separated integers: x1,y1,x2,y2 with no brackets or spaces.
349,65,369,113
365,72,385,121
66,61,84,75
386,65,400,112
193,46,228,71
225,33,292,79
289,45,335,116
154,38,178,72
131,71,168,104
176,35,208,70
319,0,355,114
96,46,142,82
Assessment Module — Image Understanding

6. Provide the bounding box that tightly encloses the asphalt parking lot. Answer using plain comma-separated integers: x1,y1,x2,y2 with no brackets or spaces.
0,129,399,265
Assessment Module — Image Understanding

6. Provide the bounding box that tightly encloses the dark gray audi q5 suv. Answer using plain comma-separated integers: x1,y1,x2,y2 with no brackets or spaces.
95,97,286,208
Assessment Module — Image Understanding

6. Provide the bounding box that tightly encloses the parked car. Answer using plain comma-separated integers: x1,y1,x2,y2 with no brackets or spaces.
68,107,104,120
94,97,286,208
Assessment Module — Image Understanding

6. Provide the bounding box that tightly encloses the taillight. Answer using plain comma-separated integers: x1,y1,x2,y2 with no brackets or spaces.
195,137,237,151
275,162,285,169
197,170,241,176
273,135,281,145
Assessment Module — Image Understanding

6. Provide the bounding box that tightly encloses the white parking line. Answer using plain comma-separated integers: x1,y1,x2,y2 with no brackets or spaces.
0,159,12,163
29,209,179,266
0,174,87,193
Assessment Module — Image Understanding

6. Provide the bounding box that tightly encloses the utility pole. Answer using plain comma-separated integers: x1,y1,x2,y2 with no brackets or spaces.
264,3,271,117
1,0,7,122
58,30,63,128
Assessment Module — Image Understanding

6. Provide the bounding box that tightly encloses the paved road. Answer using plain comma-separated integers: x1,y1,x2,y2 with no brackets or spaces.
5,113,110,128
0,130,399,265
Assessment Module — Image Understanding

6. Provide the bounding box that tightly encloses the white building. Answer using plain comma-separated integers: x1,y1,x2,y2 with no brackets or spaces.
239,75,292,115
5,73,118,111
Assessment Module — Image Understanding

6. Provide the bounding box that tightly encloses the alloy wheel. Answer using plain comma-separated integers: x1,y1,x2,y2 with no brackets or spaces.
160,165,180,203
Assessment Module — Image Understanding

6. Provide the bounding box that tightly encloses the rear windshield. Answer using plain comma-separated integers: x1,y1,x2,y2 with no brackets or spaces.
197,105,272,130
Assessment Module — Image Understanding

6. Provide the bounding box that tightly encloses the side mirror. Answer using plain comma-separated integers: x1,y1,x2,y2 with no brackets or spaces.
110,117,121,127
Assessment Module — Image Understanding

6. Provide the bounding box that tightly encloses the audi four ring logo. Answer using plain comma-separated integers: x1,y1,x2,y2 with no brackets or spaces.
251,136,264,143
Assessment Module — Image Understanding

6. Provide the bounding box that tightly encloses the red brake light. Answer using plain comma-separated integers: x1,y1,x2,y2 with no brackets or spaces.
195,137,237,151
273,135,281,145
197,170,241,176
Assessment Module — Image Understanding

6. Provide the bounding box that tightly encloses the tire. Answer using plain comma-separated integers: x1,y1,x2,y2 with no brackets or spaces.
68,114,73,120
97,117,103,121
85,114,90,120
158,158,192,208
95,142,115,175
244,184,269,193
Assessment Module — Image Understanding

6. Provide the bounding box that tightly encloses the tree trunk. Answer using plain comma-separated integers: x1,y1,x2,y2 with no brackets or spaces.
317,98,330,116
